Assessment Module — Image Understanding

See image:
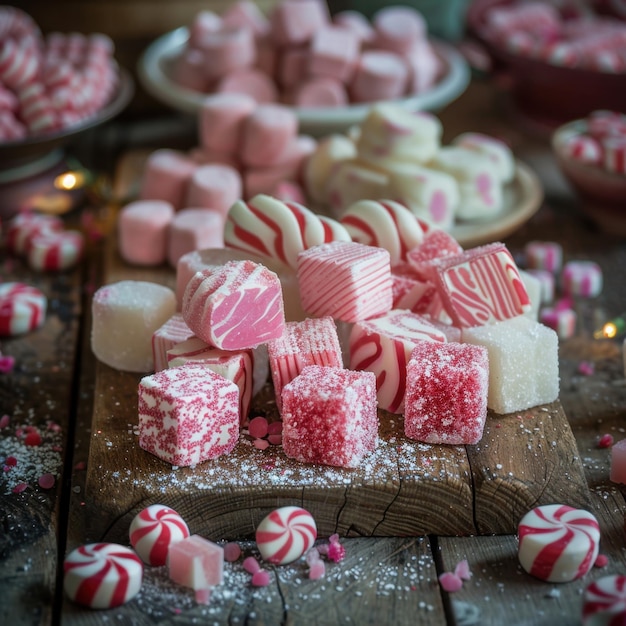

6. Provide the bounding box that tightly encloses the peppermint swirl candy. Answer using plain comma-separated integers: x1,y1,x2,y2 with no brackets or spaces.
256,506,317,564
583,575,626,625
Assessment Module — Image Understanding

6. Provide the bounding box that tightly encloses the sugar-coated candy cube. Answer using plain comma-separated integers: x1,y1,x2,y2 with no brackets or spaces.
519,270,541,320
350,309,447,414
582,575,626,625
268,317,343,412
138,363,239,467
129,504,190,566
152,313,194,372
167,208,225,268
185,164,243,218
91,281,176,373
167,336,253,423
139,149,197,211
462,316,559,414
64,543,143,609
297,241,392,323
406,229,463,281
182,259,285,350
404,341,489,445
168,535,224,591
256,506,317,565
0,282,47,337
428,242,531,328
610,438,626,484
517,504,600,583
198,92,256,154
282,365,378,468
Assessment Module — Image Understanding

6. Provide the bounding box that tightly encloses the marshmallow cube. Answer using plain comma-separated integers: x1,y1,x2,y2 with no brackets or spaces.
282,365,378,468
540,306,577,339
405,341,489,445
139,149,197,210
138,364,239,466
199,26,256,82
372,5,426,55
561,261,603,298
184,164,243,218
270,0,329,46
453,132,516,183
152,313,194,372
168,535,224,593
309,26,359,83
215,67,279,104
268,316,343,412
297,241,393,323
92,281,176,373
199,92,256,154
349,50,408,103
406,229,464,281
462,316,560,414
167,208,225,268
350,310,447,414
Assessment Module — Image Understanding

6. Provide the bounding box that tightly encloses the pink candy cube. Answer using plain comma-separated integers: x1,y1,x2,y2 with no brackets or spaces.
168,534,224,597
138,364,239,467
282,365,378,468
350,310,447,414
610,438,626,484
297,241,392,323
405,341,489,445
268,316,343,412
152,313,194,372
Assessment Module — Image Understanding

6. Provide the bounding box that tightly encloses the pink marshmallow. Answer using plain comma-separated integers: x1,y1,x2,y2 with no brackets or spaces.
333,11,375,45
405,39,441,94
174,48,210,92
184,164,243,217
610,439,626,484
373,5,427,56
215,67,278,104
349,50,409,103
309,26,360,83
221,1,269,38
269,0,329,47
277,47,310,88
197,26,256,82
167,208,225,267
188,11,222,49
199,92,256,154
118,200,174,266
169,535,224,596
289,77,348,108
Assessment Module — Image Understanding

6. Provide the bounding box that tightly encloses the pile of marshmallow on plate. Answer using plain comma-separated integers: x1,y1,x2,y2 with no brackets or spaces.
173,0,441,106
479,1,626,73
0,6,119,142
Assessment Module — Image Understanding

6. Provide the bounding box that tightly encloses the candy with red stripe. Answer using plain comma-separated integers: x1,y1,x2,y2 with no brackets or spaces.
0,282,47,336
256,506,317,564
63,543,143,609
28,229,84,272
562,134,602,165
602,135,626,174
517,504,600,583
129,504,190,566
582,575,626,625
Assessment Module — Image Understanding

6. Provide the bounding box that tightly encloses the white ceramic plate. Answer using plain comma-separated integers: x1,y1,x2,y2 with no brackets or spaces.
138,27,471,135
449,161,543,248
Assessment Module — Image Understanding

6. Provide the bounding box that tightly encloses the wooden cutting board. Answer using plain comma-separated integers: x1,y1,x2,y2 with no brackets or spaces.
83,152,592,544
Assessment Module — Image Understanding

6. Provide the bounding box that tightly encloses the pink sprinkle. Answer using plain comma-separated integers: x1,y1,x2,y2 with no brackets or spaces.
454,559,472,581
12,482,28,493
38,473,55,489
24,431,42,447
578,361,595,376
243,556,261,574
594,554,609,568
268,434,282,446
4,456,17,467
267,422,283,436
0,414,9,428
308,560,326,580
195,588,211,605
439,572,463,593
74,461,86,471
223,542,242,562
0,355,15,373
248,416,269,439
251,569,271,587
598,434,614,449
253,438,269,450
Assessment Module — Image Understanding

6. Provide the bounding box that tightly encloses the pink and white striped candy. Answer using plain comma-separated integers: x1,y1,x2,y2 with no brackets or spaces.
255,506,317,565
129,504,190,566
340,199,430,267
602,135,626,174
582,575,626,625
539,306,577,339
517,504,600,583
63,543,143,609
225,194,349,269
524,241,563,274
0,282,47,336
27,229,84,271
562,134,603,165
561,260,603,298
6,212,63,256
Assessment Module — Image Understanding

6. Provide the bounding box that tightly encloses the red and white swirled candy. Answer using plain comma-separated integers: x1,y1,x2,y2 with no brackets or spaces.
583,575,626,625
28,229,85,271
0,282,47,336
225,194,350,269
340,199,430,267
562,134,602,165
129,504,190,566
517,504,600,583
63,543,143,609
255,506,317,565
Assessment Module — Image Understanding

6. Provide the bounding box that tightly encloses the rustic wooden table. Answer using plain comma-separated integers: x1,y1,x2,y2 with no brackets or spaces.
1,78,625,626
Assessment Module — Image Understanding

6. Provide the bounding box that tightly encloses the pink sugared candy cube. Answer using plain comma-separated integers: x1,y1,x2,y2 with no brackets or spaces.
404,341,489,445
182,259,285,350
349,309,447,414
610,438,626,484
138,363,239,467
281,365,378,468
168,534,224,594
268,316,343,412
297,241,392,323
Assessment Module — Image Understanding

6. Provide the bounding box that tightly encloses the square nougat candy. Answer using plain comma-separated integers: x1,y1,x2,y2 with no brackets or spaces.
282,365,378,468
404,341,489,445
462,315,559,414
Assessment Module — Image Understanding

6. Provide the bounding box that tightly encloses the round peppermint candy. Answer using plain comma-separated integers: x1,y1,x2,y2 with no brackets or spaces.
517,504,600,583
129,504,190,566
255,506,317,565
583,575,626,625
0,282,47,336
64,543,143,609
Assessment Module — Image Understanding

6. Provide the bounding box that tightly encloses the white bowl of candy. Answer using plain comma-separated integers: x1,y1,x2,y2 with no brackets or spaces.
138,1,470,135
552,110,626,236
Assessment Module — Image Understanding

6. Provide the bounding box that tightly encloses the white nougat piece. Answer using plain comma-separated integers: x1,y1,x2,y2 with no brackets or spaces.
519,270,541,321
462,316,559,414
91,280,177,373
452,132,515,183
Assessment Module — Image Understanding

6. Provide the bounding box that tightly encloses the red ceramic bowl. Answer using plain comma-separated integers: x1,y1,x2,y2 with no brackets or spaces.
552,119,626,236
467,0,626,129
